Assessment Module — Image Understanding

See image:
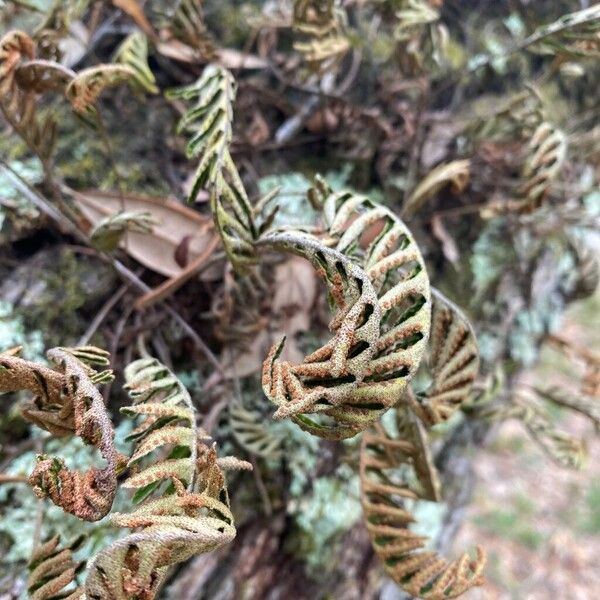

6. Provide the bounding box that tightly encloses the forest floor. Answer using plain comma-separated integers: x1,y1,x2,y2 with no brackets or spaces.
456,293,600,600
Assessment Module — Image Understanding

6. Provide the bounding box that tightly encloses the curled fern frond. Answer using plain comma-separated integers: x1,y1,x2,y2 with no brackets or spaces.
293,0,350,72
65,64,135,114
360,408,486,599
517,122,567,212
90,210,156,252
121,357,208,500
169,65,257,272
16,59,75,94
320,185,432,401
113,31,159,95
259,231,384,439
0,346,118,521
28,535,85,600
409,289,480,427
0,30,60,160
86,366,251,600
535,386,600,431
229,396,284,460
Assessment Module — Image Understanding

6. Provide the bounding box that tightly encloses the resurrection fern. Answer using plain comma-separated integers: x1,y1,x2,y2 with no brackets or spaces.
359,408,486,599
293,0,350,72
90,210,156,252
517,122,567,212
229,396,284,460
0,30,60,161
0,346,119,521
170,65,258,272
475,388,586,469
394,0,448,75
121,358,206,501
535,386,600,431
169,0,216,59
28,535,85,600
259,232,383,439
86,357,251,599
65,64,135,115
113,31,159,95
409,289,480,427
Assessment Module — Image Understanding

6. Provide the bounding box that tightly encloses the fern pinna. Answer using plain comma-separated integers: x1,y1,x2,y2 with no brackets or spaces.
28,535,85,600
85,358,251,599
169,65,258,272
0,346,119,521
360,408,486,599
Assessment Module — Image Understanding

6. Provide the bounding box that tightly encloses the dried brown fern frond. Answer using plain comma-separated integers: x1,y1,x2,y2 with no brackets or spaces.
293,0,350,73
113,31,159,95
0,346,119,521
65,64,135,115
86,357,250,599
28,535,85,600
259,231,383,439
516,122,567,212
169,65,258,272
409,289,479,427
360,408,486,599
0,30,63,161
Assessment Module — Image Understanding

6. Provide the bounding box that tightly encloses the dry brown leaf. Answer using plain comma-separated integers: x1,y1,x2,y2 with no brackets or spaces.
155,40,267,69
72,189,216,277
403,159,471,217
112,0,157,40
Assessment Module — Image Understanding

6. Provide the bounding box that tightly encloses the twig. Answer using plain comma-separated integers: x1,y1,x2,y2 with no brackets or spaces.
78,284,129,345
0,474,28,484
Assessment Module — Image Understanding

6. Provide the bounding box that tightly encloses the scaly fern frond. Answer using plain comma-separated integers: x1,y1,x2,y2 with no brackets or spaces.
409,289,480,426
229,396,284,460
360,408,486,599
517,122,567,212
86,445,243,599
169,65,258,272
0,30,64,161
259,231,384,439
113,31,159,95
0,346,119,521
65,64,135,114
121,358,208,500
293,0,350,72
28,535,85,600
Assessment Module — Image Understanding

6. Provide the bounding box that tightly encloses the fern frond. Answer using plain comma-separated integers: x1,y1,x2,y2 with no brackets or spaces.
169,65,258,272
113,31,159,95
28,535,85,600
259,231,384,439
65,64,135,114
169,0,216,59
85,441,249,599
0,30,62,160
293,0,350,72
569,239,599,300
360,408,486,599
121,358,207,495
229,397,284,459
0,346,119,521
410,289,480,426
90,210,156,252
517,122,567,212
535,386,600,430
